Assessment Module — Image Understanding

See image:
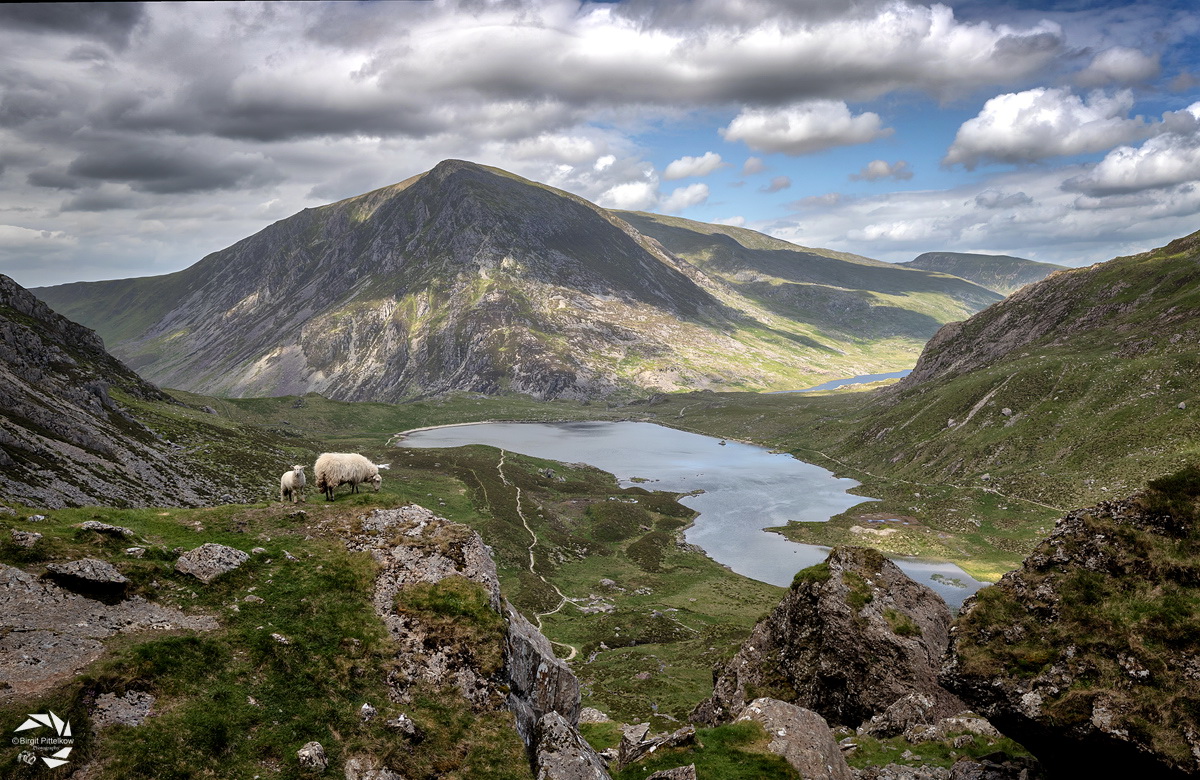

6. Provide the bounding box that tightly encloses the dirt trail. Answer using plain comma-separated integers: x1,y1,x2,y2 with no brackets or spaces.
497,450,580,661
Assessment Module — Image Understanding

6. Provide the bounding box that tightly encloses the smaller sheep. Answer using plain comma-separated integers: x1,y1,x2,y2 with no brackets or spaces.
280,465,306,503
315,453,382,501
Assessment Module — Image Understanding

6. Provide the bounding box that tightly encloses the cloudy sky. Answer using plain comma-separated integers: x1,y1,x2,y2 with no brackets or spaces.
3,0,1200,288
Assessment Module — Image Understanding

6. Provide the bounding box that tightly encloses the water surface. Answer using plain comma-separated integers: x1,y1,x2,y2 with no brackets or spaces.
398,420,984,607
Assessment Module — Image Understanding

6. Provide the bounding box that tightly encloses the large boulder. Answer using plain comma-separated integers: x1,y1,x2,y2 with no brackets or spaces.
174,543,250,584
533,711,611,780
694,546,964,728
734,697,852,780
941,490,1200,778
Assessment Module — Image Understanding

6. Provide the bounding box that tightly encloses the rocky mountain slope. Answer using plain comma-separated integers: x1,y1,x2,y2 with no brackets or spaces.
804,228,1200,510
619,212,1001,343
942,468,1200,778
899,252,1065,296
0,274,277,508
37,160,1000,402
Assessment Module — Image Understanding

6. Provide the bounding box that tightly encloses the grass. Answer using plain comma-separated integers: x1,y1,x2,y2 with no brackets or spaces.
0,502,530,780
605,721,802,779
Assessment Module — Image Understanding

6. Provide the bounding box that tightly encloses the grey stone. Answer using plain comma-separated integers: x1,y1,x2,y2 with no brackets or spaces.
93,690,155,729
647,767,696,780
45,558,129,592
859,693,939,738
174,543,250,583
0,563,216,702
579,707,610,724
736,698,853,780
615,723,695,772
343,756,404,780
298,741,327,772
79,520,134,537
506,603,581,746
125,547,146,558
359,702,377,722
11,529,41,548
533,711,611,780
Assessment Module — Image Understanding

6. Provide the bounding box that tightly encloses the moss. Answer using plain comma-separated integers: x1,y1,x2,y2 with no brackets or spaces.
792,561,831,587
394,575,508,677
883,608,921,637
843,571,874,611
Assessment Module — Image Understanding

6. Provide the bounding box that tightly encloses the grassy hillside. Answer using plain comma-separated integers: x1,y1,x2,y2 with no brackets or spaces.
899,251,1066,296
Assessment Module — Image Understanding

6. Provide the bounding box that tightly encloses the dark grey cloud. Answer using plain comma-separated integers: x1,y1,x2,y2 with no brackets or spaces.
66,142,282,194
0,3,145,49
61,190,138,212
27,170,85,190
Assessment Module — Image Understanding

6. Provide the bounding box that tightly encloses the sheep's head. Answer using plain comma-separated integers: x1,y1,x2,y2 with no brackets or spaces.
292,465,304,473
371,474,382,492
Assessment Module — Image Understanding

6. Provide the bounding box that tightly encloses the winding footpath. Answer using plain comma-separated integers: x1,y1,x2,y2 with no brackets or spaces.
496,449,580,661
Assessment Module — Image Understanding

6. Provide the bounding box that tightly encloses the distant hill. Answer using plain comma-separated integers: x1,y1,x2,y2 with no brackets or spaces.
39,161,1001,402
899,252,1066,296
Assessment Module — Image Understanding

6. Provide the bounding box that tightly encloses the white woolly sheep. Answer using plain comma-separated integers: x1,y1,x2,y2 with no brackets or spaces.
314,453,382,501
280,465,306,503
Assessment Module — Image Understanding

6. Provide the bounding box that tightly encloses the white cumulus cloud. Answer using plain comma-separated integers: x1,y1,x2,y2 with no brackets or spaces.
663,152,724,180
721,101,891,155
851,159,913,181
944,88,1151,168
1066,108,1200,195
661,182,710,212
1076,47,1161,88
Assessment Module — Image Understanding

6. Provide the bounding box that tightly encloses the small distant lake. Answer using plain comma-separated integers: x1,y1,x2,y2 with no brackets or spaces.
397,420,984,608
771,369,912,394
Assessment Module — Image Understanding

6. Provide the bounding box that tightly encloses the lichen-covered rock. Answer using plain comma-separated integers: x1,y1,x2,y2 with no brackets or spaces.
533,711,611,780
92,690,156,729
506,603,581,746
941,490,1200,778
297,741,327,773
0,563,216,702
694,546,964,729
613,723,696,772
45,558,129,593
10,529,41,548
79,520,135,537
646,766,696,780
174,543,250,583
735,698,853,780
343,755,404,780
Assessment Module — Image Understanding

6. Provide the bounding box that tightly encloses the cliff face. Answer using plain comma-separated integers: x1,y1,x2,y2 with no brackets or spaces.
38,161,1001,402
693,546,963,729
941,472,1200,778
0,274,224,508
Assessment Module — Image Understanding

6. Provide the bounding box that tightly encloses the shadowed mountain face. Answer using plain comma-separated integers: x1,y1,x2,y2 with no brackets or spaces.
899,252,1066,297
39,160,1001,402
0,275,220,507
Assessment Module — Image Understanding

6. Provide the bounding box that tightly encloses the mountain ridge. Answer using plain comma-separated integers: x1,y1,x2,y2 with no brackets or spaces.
38,160,1002,402
899,251,1066,296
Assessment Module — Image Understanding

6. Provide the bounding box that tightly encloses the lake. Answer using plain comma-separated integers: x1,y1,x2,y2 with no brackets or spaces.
397,420,984,608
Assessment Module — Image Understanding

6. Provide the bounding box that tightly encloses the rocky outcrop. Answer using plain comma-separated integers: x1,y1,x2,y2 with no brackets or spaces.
612,723,696,772
941,490,1200,778
734,697,853,780
694,546,964,729
345,504,600,777
0,563,217,702
506,604,581,745
44,558,129,594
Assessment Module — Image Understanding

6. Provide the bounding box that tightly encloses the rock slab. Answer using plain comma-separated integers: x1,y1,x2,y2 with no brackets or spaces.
174,543,250,583
735,698,853,780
